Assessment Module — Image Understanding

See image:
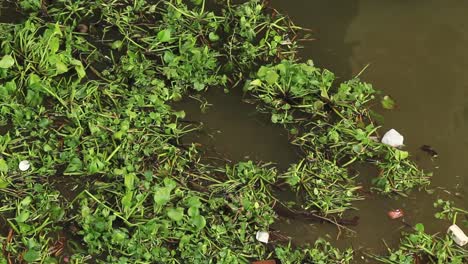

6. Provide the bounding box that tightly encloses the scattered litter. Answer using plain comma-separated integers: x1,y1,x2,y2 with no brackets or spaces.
447,224,468,246
18,160,30,171
420,145,438,157
381,129,404,147
256,231,269,244
252,260,276,264
387,209,404,219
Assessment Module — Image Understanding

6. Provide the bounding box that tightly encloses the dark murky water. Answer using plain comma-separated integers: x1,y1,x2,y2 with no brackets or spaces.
177,88,300,171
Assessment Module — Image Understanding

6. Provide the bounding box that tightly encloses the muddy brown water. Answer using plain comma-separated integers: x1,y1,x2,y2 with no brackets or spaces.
177,88,300,171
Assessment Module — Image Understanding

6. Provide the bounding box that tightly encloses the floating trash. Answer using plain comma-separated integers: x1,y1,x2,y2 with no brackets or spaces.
387,209,404,219
447,224,468,246
255,231,269,244
381,129,404,147
18,160,30,171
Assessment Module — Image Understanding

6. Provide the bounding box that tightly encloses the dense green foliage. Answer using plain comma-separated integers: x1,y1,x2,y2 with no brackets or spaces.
0,0,447,263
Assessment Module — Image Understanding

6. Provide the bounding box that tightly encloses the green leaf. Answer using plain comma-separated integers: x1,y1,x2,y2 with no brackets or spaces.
191,215,206,230
0,55,15,69
20,196,32,207
23,249,40,263
124,173,135,190
167,207,184,222
193,82,205,91
257,66,269,78
285,174,300,186
0,158,8,173
70,59,86,79
208,32,220,42
250,79,262,87
55,60,69,75
174,110,185,119
188,206,199,217
112,229,127,243
4,80,17,95
16,211,30,223
66,157,83,172
111,40,123,50
163,178,177,189
122,191,133,209
157,29,172,42
271,113,279,124
186,196,202,208
167,123,177,130
154,186,171,206
28,73,42,88
49,37,60,53
265,70,279,85
381,95,395,110
0,179,8,189
43,144,52,152
394,149,409,161
163,51,175,63
88,158,105,174
414,223,425,233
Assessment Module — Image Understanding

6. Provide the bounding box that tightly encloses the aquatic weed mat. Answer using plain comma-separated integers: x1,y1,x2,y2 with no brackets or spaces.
0,0,455,263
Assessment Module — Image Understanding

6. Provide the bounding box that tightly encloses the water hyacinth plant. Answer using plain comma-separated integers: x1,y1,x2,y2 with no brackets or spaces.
0,0,455,263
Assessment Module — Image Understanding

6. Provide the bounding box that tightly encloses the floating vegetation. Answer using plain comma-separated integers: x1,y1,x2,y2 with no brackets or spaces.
0,0,454,263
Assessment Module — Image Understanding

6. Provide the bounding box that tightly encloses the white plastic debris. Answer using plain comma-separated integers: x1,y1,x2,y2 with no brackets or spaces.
447,224,468,246
256,231,269,244
381,129,404,147
18,160,30,171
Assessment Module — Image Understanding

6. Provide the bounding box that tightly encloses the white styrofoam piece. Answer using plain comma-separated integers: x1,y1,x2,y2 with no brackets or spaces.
19,160,30,171
381,129,404,147
256,231,269,244
448,224,468,246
